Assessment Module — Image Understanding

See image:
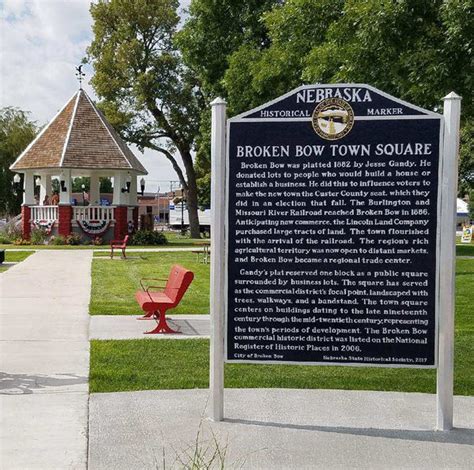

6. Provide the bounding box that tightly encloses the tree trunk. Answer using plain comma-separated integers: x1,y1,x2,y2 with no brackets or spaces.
186,183,201,238
181,148,201,238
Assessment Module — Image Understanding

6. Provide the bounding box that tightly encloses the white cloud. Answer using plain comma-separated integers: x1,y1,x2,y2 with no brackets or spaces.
0,0,191,191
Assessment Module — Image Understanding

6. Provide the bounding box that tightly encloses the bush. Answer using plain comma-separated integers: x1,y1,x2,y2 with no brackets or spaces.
1,218,22,242
30,228,47,245
130,230,168,246
66,233,82,245
92,236,103,246
0,236,11,244
13,238,31,245
49,235,67,245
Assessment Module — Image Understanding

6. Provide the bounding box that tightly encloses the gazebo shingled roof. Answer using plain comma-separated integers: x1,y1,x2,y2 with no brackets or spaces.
10,89,147,174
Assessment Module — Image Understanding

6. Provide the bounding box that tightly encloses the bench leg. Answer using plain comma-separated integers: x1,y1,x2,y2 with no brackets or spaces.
110,248,114,259
121,247,126,259
144,309,180,334
137,310,155,320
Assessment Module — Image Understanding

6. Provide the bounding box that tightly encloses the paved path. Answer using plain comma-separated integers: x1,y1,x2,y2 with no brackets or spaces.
89,314,210,340
89,388,474,469
0,250,92,469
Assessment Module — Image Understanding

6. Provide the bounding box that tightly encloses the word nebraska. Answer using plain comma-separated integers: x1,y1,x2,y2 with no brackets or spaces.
296,87,372,103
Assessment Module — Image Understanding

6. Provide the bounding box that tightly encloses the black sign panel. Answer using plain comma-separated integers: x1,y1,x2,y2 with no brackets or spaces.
226,84,442,367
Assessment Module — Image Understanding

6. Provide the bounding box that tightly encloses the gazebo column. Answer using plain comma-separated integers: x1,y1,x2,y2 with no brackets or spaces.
129,176,139,233
112,172,129,240
90,174,100,205
21,171,35,239
58,170,72,237
39,174,52,205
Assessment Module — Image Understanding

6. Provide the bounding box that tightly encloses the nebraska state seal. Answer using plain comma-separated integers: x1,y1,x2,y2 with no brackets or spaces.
312,98,354,140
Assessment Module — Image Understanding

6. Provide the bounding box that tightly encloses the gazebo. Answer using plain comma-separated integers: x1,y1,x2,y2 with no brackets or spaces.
10,88,147,241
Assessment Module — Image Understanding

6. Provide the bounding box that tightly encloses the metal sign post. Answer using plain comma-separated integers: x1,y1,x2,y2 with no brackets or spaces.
436,92,461,431
210,97,227,422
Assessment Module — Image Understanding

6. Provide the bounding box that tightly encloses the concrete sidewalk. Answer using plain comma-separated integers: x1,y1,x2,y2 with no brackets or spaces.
89,314,210,340
89,388,474,469
0,250,92,469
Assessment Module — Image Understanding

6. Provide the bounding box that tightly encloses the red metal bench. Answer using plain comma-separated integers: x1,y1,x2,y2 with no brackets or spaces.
135,264,194,334
110,235,129,259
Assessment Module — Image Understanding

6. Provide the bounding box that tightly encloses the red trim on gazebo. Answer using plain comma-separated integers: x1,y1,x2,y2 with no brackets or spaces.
21,206,31,240
114,206,128,240
58,206,72,237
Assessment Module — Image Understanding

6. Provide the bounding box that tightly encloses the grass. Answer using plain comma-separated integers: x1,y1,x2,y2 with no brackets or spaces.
164,231,207,246
0,244,185,250
89,252,209,315
0,231,207,251
0,251,33,272
456,244,474,257
90,258,474,396
1,241,471,253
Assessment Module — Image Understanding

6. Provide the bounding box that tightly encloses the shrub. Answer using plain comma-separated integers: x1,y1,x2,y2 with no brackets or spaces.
30,228,47,245
92,236,103,246
66,233,82,245
49,235,67,245
2,219,22,242
130,230,168,246
13,238,31,245
0,236,11,244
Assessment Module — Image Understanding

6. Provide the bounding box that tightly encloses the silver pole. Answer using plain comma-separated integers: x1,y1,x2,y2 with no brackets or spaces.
210,97,227,421
437,92,461,431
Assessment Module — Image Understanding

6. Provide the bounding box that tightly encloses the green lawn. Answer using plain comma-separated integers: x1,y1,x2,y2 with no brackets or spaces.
90,252,209,315
0,231,205,251
0,251,34,272
456,244,474,257
0,244,93,250
90,258,474,395
164,231,206,246
0,244,190,250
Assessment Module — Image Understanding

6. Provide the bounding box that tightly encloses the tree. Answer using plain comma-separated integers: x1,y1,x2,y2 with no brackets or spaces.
222,0,473,191
223,0,344,115
0,107,37,216
177,0,280,98
88,0,204,237
459,122,474,197
72,177,89,193
100,177,113,194
177,0,281,205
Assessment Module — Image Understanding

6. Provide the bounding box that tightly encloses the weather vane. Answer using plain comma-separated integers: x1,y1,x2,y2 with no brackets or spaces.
75,64,85,89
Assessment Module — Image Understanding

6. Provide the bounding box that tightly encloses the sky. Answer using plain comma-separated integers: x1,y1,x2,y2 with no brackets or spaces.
1,0,191,193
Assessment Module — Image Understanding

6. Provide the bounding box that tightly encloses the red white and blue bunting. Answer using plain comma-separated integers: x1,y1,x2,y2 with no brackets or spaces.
33,220,55,235
77,219,111,236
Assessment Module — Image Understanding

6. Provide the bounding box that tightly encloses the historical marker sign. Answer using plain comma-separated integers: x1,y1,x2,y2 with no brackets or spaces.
225,84,442,367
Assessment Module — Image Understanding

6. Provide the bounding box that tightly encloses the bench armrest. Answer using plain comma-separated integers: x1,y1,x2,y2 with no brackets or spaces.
139,277,168,291
144,285,165,293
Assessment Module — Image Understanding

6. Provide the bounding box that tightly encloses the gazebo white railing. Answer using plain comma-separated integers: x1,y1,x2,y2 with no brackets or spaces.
73,206,115,222
31,205,58,221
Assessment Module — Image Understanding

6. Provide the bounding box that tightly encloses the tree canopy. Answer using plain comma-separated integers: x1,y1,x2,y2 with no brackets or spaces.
88,0,204,236
180,0,473,196
176,0,281,206
0,107,37,216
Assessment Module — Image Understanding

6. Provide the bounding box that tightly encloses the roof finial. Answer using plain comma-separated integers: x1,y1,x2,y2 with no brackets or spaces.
75,64,85,89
